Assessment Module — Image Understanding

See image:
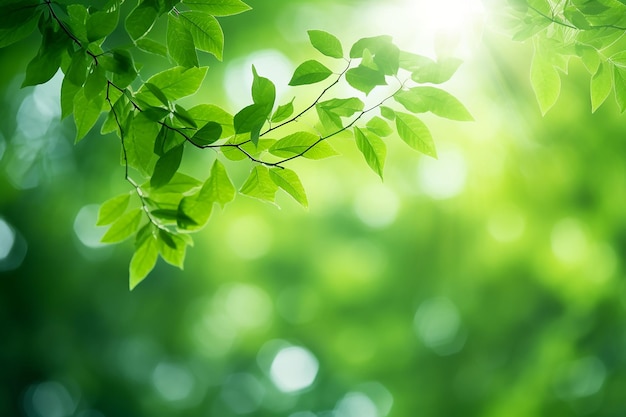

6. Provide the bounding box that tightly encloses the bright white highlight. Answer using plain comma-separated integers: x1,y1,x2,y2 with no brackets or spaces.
270,346,319,392
335,392,378,417
417,149,467,199
0,218,15,261
402,0,485,36
73,205,107,248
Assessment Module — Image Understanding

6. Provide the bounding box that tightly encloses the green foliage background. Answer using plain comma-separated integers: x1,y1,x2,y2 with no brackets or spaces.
2,0,626,416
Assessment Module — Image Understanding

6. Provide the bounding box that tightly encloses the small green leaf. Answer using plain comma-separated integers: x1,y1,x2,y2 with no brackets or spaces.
349,35,393,58
66,51,91,86
411,57,463,84
354,127,386,179
345,65,387,94
129,233,159,290
137,66,208,106
188,104,234,137
530,52,561,115
252,65,276,111
395,112,437,158
233,103,268,145
144,83,170,108
380,106,396,120
174,104,198,128
240,165,279,203
269,167,308,207
614,65,626,113
394,87,473,121
167,14,198,67
205,159,236,207
0,1,41,48
97,193,131,226
179,11,224,60
191,121,222,146
181,0,251,16
127,112,160,174
269,131,339,160
151,144,184,188
73,88,104,142
157,230,187,269
22,23,67,87
316,97,364,130
135,38,168,56
86,7,119,42
591,62,612,113
289,60,333,86
366,116,393,137
307,30,343,59
84,66,108,99
101,208,143,244
125,0,159,40
271,98,295,123
61,78,81,119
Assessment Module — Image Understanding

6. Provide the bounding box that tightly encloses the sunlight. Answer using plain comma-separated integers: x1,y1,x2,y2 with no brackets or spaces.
406,0,485,36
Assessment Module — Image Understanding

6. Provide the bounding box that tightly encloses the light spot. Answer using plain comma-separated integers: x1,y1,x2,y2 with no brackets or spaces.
221,373,265,414
353,183,399,228
554,357,606,399
399,0,485,41
270,346,319,393
487,207,526,242
23,381,76,417
152,362,195,402
220,283,273,331
73,204,107,248
335,392,378,417
414,297,465,356
288,412,317,417
551,218,588,265
0,218,15,261
356,382,393,417
417,149,467,200
226,215,273,260
225,49,293,109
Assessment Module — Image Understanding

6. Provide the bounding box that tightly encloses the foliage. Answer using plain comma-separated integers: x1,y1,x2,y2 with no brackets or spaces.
0,0,471,288
506,0,626,114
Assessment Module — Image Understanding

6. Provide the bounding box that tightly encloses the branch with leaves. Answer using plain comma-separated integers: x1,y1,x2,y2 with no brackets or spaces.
0,0,471,289
506,0,626,114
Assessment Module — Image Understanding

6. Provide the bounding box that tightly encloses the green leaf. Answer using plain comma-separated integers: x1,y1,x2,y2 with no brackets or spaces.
157,230,187,269
73,88,104,142
135,38,168,56
354,127,386,179
530,52,561,115
86,6,119,42
373,42,400,76
137,66,208,106
177,191,211,231
125,0,159,40
0,1,41,48
205,159,236,207
189,121,220,145
66,51,91,86
22,23,68,87
188,104,234,137
151,144,184,188
346,65,387,94
289,60,333,86
96,193,131,226
179,11,224,60
614,65,626,113
269,131,339,160
66,4,89,43
167,13,198,68
129,233,159,290
101,208,143,244
269,167,308,207
240,165,279,203
127,112,160,174
61,78,81,119
395,112,437,158
100,49,137,88
144,83,170,108
316,97,364,130
307,30,343,59
380,106,396,120
252,65,276,111
366,116,393,137
233,103,268,145
181,0,251,16
591,62,612,113
349,35,393,58
174,104,198,128
411,57,463,84
271,98,295,123
84,66,108,100
394,87,473,121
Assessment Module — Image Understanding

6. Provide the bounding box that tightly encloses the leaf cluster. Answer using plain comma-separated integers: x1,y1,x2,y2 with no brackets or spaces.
0,0,470,289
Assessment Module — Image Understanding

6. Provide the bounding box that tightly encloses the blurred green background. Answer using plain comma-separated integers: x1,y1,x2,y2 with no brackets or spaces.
2,0,626,416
